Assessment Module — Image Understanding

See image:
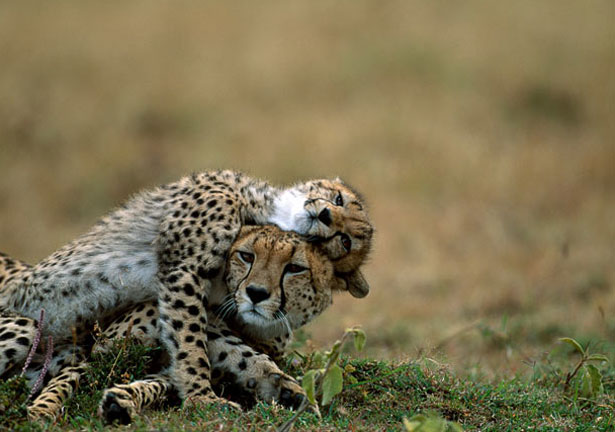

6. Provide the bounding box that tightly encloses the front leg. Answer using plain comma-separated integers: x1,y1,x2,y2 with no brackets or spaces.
157,268,218,402
98,375,175,424
243,337,291,364
156,188,242,405
207,322,313,413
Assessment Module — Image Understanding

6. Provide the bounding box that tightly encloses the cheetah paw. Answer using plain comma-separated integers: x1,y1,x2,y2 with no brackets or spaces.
98,389,138,425
253,372,320,416
27,406,58,423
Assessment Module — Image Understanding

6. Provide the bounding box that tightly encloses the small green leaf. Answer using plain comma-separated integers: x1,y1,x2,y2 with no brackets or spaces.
586,354,609,363
447,423,464,432
353,329,366,352
301,370,318,405
327,340,343,366
579,364,603,398
404,413,464,432
586,364,604,397
403,417,421,431
310,351,326,369
580,365,593,397
449,425,463,432
559,337,585,355
321,364,343,406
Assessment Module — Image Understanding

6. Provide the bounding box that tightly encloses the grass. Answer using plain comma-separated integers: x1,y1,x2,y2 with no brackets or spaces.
0,376,29,431
2,334,613,431
63,339,164,424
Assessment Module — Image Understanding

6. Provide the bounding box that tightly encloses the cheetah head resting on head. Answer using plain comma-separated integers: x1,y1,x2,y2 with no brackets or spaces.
271,178,373,299
219,225,348,341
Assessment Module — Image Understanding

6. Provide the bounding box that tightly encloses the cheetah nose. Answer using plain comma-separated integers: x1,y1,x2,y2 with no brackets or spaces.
317,208,332,226
246,285,270,304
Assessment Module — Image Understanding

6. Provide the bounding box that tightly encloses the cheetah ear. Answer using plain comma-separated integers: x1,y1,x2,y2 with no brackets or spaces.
336,270,369,298
347,270,369,298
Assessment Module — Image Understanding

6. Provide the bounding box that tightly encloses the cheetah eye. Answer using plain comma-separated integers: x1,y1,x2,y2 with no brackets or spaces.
340,234,351,252
238,251,254,264
284,263,307,274
335,192,344,207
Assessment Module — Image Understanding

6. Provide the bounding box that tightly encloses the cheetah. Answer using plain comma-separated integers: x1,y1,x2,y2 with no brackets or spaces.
0,170,373,410
1,225,353,422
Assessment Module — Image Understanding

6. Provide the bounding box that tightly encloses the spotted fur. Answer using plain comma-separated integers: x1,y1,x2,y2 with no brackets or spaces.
0,170,373,412
0,225,349,422
98,225,345,422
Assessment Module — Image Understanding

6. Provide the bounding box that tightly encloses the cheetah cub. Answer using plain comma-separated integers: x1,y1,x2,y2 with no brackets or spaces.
0,170,373,408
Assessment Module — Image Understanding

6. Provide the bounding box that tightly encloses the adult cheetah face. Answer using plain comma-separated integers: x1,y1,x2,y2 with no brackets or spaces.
223,225,338,340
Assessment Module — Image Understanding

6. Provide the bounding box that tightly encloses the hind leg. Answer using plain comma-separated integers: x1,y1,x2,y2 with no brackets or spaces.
27,300,163,423
0,314,87,421
92,302,161,355
0,255,38,377
24,345,87,421
27,362,85,421
0,315,38,377
0,252,32,291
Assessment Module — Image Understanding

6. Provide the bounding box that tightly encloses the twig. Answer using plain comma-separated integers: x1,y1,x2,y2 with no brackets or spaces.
563,359,585,391
104,317,134,387
28,335,53,399
21,309,45,376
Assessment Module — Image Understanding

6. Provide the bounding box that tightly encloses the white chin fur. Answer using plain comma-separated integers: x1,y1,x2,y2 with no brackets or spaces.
237,310,285,339
268,189,312,234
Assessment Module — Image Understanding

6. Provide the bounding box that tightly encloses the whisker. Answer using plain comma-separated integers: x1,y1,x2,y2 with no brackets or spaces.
213,295,236,324
219,301,236,322
275,310,293,340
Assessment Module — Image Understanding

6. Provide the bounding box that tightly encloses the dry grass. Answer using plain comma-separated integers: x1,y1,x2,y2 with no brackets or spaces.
0,1,613,375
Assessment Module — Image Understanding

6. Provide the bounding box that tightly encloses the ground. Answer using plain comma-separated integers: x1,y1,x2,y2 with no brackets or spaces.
1,336,613,431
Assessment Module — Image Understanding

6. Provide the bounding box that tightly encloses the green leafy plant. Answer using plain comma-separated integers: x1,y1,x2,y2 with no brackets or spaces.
276,327,365,432
0,375,32,430
560,337,609,399
403,412,463,432
300,326,365,407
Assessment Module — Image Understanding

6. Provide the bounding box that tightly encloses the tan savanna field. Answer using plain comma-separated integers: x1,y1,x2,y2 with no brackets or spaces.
0,1,613,378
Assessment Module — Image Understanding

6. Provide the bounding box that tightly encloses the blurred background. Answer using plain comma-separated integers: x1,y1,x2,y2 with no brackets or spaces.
0,1,613,376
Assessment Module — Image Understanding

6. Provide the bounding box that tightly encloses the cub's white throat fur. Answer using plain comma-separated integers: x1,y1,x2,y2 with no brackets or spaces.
268,189,312,234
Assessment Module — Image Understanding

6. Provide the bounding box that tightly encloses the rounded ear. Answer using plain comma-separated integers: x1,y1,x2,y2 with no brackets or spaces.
347,270,369,298
335,270,369,298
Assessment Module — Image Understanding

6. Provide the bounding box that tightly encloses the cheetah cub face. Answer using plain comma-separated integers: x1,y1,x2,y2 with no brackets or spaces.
301,180,372,267
223,225,341,340
272,179,373,299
